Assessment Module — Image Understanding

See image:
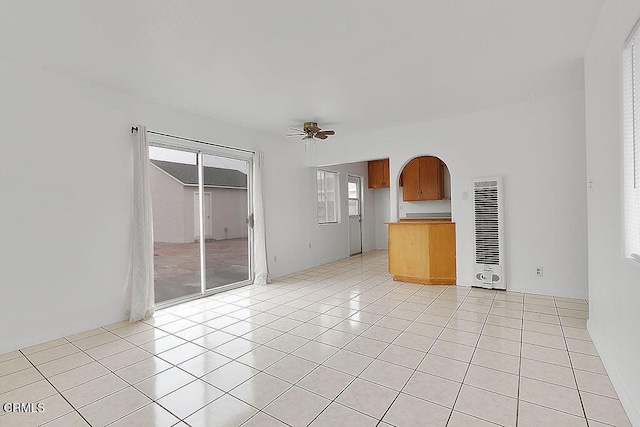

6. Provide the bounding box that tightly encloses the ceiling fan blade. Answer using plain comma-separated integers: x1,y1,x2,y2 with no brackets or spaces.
316,130,335,137
287,133,306,137
314,133,328,140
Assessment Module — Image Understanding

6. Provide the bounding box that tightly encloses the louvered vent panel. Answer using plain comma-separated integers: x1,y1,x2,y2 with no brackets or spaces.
474,181,500,265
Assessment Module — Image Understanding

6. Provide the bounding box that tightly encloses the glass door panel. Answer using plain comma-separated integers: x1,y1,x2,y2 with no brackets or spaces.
148,146,203,304
202,153,251,290
348,175,363,256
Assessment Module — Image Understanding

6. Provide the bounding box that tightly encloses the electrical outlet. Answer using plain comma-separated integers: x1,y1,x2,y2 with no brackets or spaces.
535,267,543,277
308,242,312,248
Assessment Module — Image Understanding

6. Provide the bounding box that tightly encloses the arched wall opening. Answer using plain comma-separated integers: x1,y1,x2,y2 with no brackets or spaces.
395,155,452,220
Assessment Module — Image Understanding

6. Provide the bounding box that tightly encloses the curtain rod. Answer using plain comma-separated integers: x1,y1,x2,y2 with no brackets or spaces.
131,126,255,154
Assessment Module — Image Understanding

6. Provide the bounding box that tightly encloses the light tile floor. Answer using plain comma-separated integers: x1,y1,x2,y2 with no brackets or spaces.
0,251,632,426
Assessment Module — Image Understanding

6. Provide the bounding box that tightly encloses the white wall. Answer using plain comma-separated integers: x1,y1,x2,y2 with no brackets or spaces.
373,188,390,250
307,92,589,300
0,57,326,353
584,1,640,424
399,199,452,217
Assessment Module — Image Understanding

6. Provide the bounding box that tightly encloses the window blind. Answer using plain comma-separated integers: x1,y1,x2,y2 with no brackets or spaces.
317,169,339,224
624,23,640,261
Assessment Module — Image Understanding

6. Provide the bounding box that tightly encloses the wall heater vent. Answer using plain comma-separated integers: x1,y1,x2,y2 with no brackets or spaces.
472,177,505,289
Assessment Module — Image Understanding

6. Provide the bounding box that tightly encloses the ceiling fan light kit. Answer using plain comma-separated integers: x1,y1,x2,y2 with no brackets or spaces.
287,122,335,140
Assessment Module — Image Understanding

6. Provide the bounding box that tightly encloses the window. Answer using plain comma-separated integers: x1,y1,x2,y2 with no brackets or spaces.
624,20,640,261
317,169,339,224
348,176,361,216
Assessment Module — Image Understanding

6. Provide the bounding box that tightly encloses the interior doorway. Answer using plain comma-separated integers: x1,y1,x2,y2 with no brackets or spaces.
348,175,363,256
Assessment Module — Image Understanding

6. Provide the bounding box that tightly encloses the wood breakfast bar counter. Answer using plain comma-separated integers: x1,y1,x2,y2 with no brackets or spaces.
387,220,456,285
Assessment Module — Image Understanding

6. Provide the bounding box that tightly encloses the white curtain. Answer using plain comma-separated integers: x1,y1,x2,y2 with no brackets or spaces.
253,151,269,284
127,125,155,321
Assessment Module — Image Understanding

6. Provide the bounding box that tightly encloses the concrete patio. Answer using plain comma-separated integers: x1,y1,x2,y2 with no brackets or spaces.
153,238,249,303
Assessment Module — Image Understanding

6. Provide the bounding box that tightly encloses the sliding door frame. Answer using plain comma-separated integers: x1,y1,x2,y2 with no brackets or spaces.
148,132,255,308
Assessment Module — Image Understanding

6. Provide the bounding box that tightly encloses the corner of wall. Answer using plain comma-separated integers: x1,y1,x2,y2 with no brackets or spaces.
587,320,640,426
0,311,128,355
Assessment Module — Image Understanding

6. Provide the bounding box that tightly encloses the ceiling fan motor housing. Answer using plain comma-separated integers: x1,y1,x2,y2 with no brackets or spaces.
303,122,320,133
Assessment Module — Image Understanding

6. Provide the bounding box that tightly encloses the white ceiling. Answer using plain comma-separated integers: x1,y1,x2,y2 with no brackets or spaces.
0,0,603,137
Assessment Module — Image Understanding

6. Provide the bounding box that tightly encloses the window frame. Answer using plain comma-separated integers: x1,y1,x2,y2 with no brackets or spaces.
317,169,340,225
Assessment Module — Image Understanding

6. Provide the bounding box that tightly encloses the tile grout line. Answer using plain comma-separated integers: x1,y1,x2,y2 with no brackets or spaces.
241,255,397,425
269,279,451,425
261,271,447,424
555,296,591,426
179,256,398,425
18,342,94,427
212,278,495,425
52,324,217,426
54,330,173,426
305,283,450,425
515,293,525,427
443,287,497,426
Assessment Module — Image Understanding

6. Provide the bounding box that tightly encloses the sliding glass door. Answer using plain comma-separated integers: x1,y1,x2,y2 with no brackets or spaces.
148,139,253,305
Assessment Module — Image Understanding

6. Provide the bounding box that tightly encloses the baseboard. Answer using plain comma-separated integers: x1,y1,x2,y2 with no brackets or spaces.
0,311,127,355
587,320,640,426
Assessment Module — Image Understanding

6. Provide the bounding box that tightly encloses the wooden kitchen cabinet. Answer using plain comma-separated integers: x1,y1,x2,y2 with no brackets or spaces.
388,221,456,285
368,158,390,188
400,156,444,201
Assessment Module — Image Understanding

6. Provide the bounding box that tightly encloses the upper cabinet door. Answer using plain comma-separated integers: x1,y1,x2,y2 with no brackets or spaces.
419,156,444,200
402,157,421,200
381,159,389,187
401,156,444,201
367,159,390,188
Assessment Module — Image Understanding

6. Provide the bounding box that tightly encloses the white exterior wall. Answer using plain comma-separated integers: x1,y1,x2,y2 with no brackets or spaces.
208,187,248,241
584,1,640,424
182,186,248,242
149,162,249,244
149,165,185,243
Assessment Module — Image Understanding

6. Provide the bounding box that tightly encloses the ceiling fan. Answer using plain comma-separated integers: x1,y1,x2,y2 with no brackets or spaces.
288,122,335,140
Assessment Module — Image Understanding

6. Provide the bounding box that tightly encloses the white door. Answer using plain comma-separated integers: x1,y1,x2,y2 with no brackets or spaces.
348,176,363,256
194,192,212,239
